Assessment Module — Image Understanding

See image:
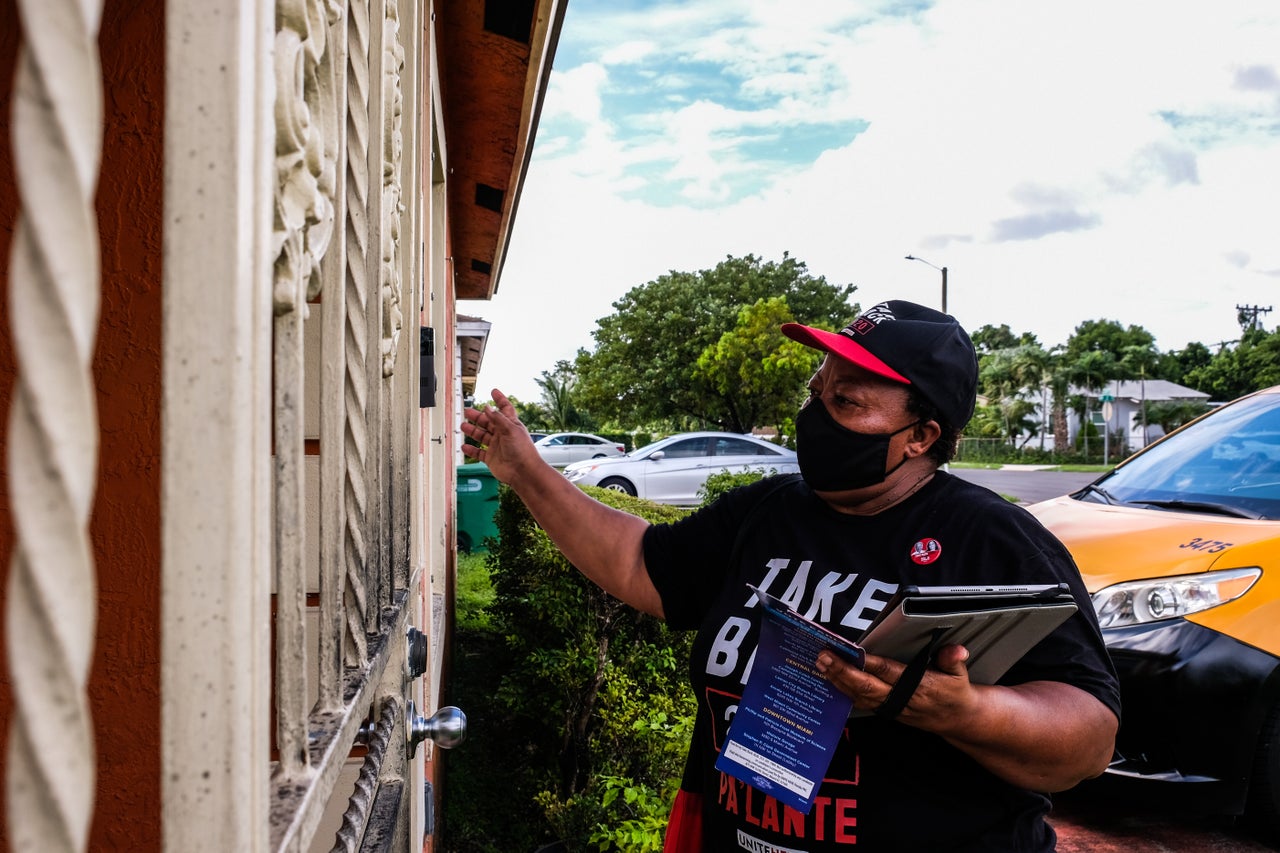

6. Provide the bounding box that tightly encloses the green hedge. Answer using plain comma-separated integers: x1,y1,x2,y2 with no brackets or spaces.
595,432,633,452
696,467,782,504
445,485,695,852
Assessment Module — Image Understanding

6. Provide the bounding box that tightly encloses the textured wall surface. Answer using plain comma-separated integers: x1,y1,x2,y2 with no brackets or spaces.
0,0,164,848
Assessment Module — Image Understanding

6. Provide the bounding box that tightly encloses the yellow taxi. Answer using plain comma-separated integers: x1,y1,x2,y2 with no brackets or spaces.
1027,385,1280,833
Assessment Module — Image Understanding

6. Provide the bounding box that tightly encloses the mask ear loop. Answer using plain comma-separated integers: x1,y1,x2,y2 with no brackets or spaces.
881,419,923,478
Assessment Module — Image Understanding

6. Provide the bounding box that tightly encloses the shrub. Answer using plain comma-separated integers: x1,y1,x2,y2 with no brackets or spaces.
456,550,495,631
472,484,694,852
697,467,783,505
443,623,556,853
597,431,633,452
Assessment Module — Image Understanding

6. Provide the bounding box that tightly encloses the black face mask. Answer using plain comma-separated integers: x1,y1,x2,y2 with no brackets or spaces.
795,398,919,492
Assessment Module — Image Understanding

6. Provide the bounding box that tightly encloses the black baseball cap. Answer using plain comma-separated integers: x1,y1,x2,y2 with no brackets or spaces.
781,300,978,428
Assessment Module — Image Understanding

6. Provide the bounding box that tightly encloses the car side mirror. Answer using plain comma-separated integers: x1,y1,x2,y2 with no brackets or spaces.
649,450,665,461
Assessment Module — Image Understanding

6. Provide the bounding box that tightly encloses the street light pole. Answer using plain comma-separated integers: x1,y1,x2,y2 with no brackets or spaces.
905,255,948,314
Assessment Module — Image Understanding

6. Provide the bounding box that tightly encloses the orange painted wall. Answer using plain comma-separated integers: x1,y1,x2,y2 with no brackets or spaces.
0,0,164,849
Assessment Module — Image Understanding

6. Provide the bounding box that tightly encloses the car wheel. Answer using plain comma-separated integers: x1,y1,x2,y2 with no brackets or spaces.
1248,701,1280,839
597,477,636,496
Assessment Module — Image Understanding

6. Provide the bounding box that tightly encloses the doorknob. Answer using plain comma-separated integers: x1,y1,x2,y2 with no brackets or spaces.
406,701,466,757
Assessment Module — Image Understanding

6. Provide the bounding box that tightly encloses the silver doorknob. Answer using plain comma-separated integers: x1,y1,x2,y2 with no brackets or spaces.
406,701,466,757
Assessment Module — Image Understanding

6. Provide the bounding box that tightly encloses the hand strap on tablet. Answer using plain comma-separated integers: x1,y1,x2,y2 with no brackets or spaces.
874,627,949,720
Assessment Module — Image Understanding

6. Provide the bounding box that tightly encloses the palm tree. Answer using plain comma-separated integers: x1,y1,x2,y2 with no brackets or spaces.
977,344,1051,451
1120,344,1159,446
1043,347,1072,455
1008,344,1049,450
1067,350,1118,459
978,351,1018,447
536,361,586,432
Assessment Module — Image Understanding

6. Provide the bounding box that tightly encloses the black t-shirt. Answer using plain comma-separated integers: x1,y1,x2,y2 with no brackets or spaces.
643,472,1120,853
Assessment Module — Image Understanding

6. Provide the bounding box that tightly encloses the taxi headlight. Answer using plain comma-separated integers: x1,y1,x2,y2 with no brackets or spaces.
1091,567,1261,628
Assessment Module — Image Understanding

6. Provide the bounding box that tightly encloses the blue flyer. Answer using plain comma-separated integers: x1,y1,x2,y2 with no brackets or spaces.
714,586,865,813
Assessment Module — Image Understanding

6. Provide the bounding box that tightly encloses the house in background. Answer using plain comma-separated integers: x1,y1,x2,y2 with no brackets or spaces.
1066,379,1211,455
456,315,494,434
1006,379,1211,460
0,1,563,851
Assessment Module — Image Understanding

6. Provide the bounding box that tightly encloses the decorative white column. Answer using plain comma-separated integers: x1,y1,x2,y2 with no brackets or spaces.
344,0,374,664
161,0,275,849
271,0,344,780
5,1,104,851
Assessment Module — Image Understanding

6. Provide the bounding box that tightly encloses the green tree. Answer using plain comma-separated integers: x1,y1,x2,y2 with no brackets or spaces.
575,253,855,432
1038,348,1078,454
536,360,592,432
1118,344,1161,446
970,323,1039,354
1065,350,1119,459
965,402,1007,439
484,394,549,436
1142,400,1211,433
1119,344,1158,380
1062,320,1152,458
976,344,1050,448
1153,341,1212,385
1184,328,1280,401
1064,319,1157,363
1066,350,1118,397
693,297,821,434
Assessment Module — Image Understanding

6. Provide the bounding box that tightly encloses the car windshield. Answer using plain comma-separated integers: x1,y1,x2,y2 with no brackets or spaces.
1085,392,1280,520
628,439,666,456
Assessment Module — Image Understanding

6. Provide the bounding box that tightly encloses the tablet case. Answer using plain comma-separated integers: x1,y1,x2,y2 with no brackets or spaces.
856,583,1079,686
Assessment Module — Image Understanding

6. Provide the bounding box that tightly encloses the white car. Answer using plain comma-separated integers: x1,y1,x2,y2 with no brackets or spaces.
563,431,799,505
533,432,627,467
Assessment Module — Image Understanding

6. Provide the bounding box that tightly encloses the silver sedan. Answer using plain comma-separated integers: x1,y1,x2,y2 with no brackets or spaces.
563,431,798,505
533,432,627,467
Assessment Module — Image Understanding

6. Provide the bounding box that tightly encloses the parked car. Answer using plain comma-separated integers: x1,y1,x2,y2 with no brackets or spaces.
533,432,626,467
1026,385,1280,831
562,431,798,505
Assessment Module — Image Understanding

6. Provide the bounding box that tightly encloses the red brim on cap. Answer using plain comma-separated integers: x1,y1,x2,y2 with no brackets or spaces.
780,323,911,384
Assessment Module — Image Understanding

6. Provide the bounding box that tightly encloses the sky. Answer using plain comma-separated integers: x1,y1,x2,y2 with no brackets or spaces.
461,0,1280,404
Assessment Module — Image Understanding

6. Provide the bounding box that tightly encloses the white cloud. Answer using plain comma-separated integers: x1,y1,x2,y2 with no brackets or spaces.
543,62,607,127
600,40,657,66
465,0,1280,405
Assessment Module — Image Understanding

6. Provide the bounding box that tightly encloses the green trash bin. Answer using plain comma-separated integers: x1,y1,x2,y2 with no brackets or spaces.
456,462,501,553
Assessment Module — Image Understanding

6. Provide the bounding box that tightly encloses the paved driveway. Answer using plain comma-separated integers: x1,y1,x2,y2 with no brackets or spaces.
948,466,1101,505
